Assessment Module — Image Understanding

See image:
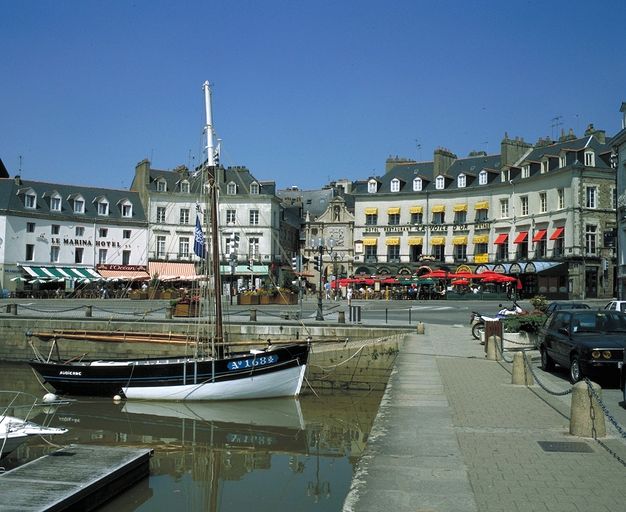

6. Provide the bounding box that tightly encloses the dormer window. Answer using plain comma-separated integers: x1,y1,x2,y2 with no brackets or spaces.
457,174,466,188
50,194,62,211
522,165,530,178
541,160,548,174
96,198,109,216
479,170,488,185
367,179,378,194
118,199,133,218
413,177,422,192
250,182,260,194
559,154,566,168
74,198,84,214
390,178,400,192
179,180,190,193
584,150,595,167
156,179,167,192
25,192,36,209
500,169,510,182
227,181,237,195
435,175,444,190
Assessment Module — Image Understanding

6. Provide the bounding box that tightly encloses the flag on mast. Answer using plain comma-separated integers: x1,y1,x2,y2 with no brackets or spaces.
194,215,207,258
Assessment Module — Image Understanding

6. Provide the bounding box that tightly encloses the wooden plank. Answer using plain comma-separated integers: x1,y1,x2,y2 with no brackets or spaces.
0,444,152,511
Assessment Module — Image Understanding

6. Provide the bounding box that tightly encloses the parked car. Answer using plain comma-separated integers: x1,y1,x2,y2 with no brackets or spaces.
603,300,626,313
538,309,626,384
545,301,591,316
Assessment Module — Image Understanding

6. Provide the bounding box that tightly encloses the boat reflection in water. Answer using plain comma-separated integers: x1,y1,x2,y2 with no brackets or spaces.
33,392,381,511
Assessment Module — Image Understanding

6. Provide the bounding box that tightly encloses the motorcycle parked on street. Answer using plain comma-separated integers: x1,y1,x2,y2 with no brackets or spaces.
470,302,524,340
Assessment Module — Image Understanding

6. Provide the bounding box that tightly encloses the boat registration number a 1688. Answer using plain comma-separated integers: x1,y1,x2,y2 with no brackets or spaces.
227,354,278,371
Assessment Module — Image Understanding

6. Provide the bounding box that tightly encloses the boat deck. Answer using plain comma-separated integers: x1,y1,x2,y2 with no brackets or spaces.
0,444,152,511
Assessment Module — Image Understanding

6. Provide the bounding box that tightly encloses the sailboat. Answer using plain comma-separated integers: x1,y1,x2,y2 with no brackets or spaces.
28,81,310,401
1,414,68,458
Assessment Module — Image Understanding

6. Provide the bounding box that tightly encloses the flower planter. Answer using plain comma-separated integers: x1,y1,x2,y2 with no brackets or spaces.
502,331,538,350
272,295,297,305
259,295,271,305
172,302,199,317
237,294,259,305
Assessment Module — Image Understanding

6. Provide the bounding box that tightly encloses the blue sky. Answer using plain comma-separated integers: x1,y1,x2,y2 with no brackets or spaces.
2,0,626,191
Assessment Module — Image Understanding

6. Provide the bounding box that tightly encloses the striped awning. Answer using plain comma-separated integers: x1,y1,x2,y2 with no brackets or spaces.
474,201,489,210
453,204,468,212
532,229,547,242
218,264,269,276
148,262,198,281
21,266,101,281
97,268,150,281
494,233,508,245
362,238,378,246
387,207,400,215
408,236,423,245
409,206,423,214
550,227,565,240
473,234,489,244
430,237,446,245
431,205,445,213
452,236,468,245
385,237,400,246
514,231,528,244
364,207,378,215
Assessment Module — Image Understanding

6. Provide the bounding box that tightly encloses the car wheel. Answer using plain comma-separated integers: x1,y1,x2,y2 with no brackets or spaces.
540,346,555,372
569,355,583,384
472,322,484,340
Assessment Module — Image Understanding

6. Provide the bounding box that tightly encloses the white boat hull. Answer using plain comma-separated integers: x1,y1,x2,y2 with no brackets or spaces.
1,416,67,458
123,363,307,401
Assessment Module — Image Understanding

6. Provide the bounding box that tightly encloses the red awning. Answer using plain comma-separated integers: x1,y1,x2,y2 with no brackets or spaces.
148,262,198,281
532,229,547,242
494,233,508,245
513,231,528,244
550,227,565,240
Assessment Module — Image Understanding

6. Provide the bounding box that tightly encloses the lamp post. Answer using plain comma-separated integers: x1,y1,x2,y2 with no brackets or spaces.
310,236,335,321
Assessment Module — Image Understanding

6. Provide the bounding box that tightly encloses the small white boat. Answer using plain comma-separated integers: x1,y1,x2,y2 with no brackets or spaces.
0,415,67,458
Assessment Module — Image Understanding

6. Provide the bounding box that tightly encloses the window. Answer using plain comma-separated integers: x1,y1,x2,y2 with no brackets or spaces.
454,243,467,261
413,177,422,191
122,250,131,265
558,189,565,210
367,179,378,194
584,151,595,167
559,155,566,168
156,179,167,192
156,236,166,259
522,165,530,178
25,244,34,261
250,210,259,225
180,181,190,193
51,196,61,211
409,243,423,262
226,209,236,224
26,222,35,233
179,237,190,258
535,238,547,258
98,201,109,216
541,160,549,174
500,199,509,218
98,248,107,264
250,182,260,194
74,199,84,214
479,170,488,185
454,210,466,224
227,182,237,195
432,211,445,225
612,187,617,210
49,245,59,263
516,238,528,260
364,243,377,263
123,229,131,239
122,204,132,217
586,187,597,208
156,206,166,223
76,226,85,237
98,228,108,238
501,169,510,182
411,212,423,224
475,242,488,255
585,224,597,255
475,209,488,222
179,208,190,225
496,242,507,261
390,178,400,192
365,213,378,226
432,244,444,262
51,224,60,235
387,244,400,262
539,192,547,213
75,247,84,264
388,213,400,225
435,175,444,190
553,229,565,257
25,193,36,209
457,174,466,188
520,196,529,216
249,237,260,260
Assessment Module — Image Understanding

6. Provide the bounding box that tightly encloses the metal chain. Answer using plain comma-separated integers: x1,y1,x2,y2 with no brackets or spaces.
17,304,86,314
522,352,573,396
584,378,626,439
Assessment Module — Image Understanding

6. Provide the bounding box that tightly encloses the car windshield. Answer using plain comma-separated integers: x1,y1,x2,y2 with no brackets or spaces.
571,311,626,333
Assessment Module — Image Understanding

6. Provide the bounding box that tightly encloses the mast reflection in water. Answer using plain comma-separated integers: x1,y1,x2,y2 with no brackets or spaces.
2,362,383,511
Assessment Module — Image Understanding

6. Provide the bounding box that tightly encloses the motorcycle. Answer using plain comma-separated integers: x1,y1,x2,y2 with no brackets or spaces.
470,302,523,340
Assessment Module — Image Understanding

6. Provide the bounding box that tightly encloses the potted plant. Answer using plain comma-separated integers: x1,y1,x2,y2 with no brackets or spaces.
501,312,547,349
237,291,259,305
172,295,200,317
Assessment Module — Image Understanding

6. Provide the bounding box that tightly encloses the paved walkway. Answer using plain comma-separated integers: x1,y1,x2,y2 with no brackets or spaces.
343,323,626,512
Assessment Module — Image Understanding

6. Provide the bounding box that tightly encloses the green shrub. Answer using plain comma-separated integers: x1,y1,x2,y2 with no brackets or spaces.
529,295,549,313
502,313,546,334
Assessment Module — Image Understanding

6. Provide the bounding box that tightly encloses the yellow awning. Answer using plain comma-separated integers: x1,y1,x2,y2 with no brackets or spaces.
409,206,423,214
430,237,445,245
474,201,489,210
387,207,400,215
473,234,489,244
364,207,378,215
431,205,445,213
453,236,468,245
453,203,468,212
408,236,423,245
474,253,489,264
385,237,400,246
362,238,378,246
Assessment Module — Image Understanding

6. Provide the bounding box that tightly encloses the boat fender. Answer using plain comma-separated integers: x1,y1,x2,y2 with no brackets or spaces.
113,395,122,402
43,393,58,403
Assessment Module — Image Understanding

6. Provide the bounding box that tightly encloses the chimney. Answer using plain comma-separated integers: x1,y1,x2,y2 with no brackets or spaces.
501,133,532,167
433,148,456,175
584,123,605,144
14,175,21,186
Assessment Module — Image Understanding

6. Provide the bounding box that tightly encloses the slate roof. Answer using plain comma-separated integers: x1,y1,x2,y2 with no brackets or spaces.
523,135,612,168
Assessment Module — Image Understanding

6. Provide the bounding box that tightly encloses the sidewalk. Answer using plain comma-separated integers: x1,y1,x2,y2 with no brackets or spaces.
343,323,626,512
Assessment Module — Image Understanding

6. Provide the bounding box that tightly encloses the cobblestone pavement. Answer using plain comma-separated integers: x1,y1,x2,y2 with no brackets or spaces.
343,324,626,512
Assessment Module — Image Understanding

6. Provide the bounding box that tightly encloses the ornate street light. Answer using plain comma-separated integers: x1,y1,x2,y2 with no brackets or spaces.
310,236,335,321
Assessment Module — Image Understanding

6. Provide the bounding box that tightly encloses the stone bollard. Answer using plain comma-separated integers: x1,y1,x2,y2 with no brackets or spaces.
337,310,345,324
570,380,606,438
10,303,18,316
486,334,501,361
250,308,257,322
165,307,172,319
511,352,533,385
416,322,425,335
85,305,92,317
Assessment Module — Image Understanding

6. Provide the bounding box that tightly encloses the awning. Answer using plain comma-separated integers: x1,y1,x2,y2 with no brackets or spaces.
474,201,489,210
494,233,508,244
523,261,565,274
218,264,269,276
453,204,468,212
362,238,378,246
514,231,528,244
431,205,445,213
473,235,489,244
408,236,423,245
387,207,400,215
148,262,198,281
409,206,423,214
364,207,378,215
385,237,400,246
21,266,101,281
430,237,445,245
532,229,547,242
452,236,468,245
97,269,150,281
550,227,565,240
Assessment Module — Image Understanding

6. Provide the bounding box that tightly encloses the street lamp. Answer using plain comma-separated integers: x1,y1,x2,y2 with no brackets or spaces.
310,236,335,321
